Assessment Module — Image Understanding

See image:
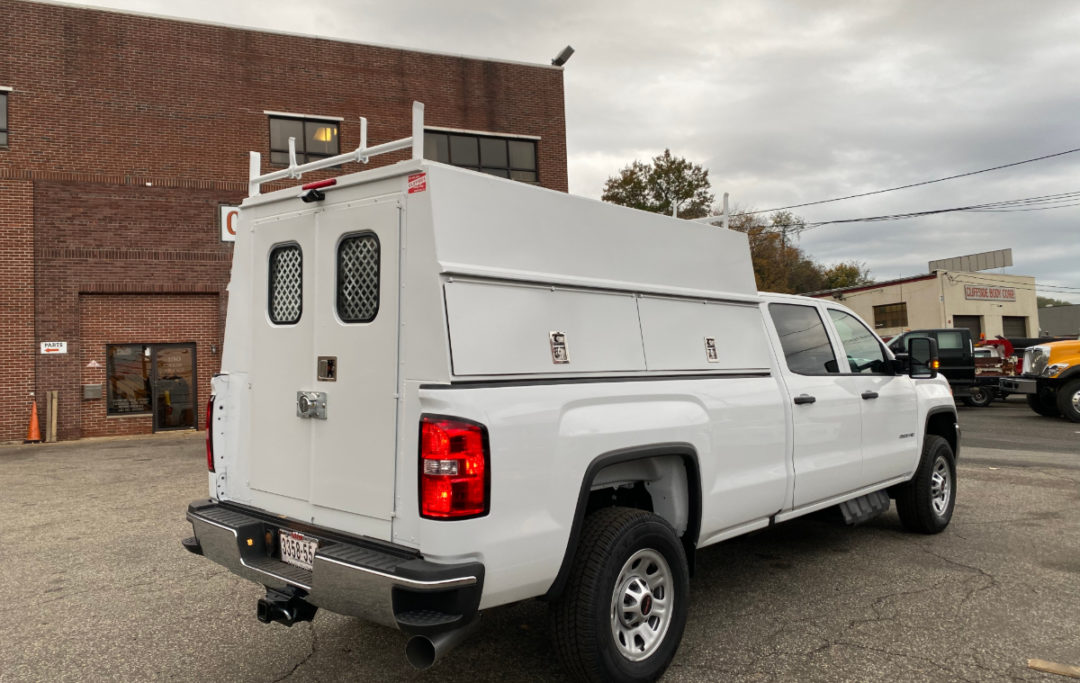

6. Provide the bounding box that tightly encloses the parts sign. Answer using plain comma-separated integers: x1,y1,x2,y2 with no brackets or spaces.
41,341,68,354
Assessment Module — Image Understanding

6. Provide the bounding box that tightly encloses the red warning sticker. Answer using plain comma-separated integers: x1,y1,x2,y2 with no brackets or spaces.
408,173,427,194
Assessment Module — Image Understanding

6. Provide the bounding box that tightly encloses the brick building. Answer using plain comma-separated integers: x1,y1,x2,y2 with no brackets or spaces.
0,0,567,442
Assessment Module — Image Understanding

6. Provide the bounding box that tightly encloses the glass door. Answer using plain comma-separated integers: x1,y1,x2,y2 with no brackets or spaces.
152,344,197,431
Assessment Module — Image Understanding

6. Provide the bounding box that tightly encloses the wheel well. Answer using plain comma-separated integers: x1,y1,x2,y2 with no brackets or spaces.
926,410,958,456
587,455,691,538
545,446,702,600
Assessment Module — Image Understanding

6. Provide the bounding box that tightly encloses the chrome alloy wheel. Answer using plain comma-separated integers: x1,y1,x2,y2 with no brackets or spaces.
930,455,952,516
1071,387,1080,411
609,548,673,662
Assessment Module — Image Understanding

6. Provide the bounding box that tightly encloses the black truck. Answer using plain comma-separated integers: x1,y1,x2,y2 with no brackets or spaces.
888,328,992,407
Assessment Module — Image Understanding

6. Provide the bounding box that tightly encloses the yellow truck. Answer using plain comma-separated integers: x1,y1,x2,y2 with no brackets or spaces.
1001,339,1080,422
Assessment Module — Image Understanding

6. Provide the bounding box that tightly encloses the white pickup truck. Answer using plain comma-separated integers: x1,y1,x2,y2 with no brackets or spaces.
182,104,959,683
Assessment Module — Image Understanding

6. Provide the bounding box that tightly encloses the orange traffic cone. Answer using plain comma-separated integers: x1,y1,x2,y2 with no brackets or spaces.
24,399,42,444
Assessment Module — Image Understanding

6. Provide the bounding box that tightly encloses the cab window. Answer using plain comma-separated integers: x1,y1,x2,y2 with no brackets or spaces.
828,309,890,374
768,303,840,375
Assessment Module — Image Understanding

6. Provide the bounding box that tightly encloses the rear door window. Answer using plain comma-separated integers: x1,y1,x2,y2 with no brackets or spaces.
268,243,303,325
768,303,840,375
336,233,380,323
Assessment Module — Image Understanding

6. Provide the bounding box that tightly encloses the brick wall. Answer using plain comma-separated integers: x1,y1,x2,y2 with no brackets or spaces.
0,0,568,192
0,179,35,442
31,180,234,441
0,0,567,441
78,294,220,438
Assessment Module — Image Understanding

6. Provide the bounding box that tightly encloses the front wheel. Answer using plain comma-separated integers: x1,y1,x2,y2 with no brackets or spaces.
895,435,956,534
550,507,689,683
1057,379,1080,423
1026,389,1060,417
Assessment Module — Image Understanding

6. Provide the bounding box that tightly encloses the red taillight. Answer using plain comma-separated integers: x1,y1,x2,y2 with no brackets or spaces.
419,416,489,519
205,397,215,473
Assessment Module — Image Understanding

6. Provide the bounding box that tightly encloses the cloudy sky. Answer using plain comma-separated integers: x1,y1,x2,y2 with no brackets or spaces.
69,0,1080,302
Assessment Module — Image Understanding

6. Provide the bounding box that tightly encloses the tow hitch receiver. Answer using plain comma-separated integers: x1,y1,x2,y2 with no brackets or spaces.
256,587,317,627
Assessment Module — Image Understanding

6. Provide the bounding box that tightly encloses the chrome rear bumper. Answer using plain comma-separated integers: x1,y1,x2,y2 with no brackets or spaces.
185,499,483,633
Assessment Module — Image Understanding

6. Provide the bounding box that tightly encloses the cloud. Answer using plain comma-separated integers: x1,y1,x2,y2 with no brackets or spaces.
69,0,1080,301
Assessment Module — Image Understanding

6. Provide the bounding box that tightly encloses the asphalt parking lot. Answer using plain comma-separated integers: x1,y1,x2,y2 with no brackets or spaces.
1,398,1077,682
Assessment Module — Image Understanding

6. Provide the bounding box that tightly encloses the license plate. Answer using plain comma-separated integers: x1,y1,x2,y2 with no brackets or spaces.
279,529,318,570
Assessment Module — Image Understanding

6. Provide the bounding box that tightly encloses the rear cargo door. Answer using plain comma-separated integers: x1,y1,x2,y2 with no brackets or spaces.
248,196,401,532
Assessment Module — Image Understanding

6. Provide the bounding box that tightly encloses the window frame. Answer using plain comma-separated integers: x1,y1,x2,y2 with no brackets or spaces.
423,129,539,183
335,231,381,324
0,88,10,148
106,344,153,415
267,242,303,326
826,308,893,375
767,302,842,376
267,113,341,166
872,302,908,329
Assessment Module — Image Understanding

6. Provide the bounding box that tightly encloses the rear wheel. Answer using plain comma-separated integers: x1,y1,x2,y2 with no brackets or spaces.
1026,389,1060,417
966,386,993,407
895,435,956,534
1056,379,1080,423
550,507,689,683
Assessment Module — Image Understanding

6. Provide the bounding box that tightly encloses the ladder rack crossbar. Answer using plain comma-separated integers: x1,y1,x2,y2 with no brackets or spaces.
248,101,425,197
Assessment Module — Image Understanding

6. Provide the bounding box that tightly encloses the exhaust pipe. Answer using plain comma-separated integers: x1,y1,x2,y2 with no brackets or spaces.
405,617,481,670
256,591,317,627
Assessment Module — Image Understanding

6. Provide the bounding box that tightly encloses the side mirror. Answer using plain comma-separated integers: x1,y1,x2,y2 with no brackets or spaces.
907,336,939,379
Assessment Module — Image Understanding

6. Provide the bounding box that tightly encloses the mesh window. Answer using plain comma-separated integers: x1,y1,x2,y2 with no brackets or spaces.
268,244,302,324
337,234,380,322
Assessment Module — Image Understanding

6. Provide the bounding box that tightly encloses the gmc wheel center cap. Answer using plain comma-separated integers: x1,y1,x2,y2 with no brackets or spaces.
641,594,653,616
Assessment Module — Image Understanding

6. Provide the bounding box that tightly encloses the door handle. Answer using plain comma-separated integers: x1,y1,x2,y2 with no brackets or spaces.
793,394,816,405
861,391,879,400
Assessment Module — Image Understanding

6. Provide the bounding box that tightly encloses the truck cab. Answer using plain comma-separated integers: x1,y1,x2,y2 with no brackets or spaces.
1001,338,1080,421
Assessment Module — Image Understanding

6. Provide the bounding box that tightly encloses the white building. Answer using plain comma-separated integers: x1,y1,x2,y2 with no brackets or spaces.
810,270,1038,340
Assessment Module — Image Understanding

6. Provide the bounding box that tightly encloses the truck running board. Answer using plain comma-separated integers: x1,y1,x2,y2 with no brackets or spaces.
838,490,891,525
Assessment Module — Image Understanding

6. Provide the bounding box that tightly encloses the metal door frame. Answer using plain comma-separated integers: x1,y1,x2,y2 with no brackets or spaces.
150,343,198,432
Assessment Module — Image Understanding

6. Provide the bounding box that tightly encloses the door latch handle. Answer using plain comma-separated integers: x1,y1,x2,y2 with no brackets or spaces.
861,391,880,400
793,394,816,405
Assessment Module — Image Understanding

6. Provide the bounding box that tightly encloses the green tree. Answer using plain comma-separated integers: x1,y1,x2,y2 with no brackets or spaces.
1037,295,1071,307
601,150,714,219
726,210,828,293
822,261,874,289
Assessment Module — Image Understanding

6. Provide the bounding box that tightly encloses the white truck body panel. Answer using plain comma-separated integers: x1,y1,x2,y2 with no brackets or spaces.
200,155,957,633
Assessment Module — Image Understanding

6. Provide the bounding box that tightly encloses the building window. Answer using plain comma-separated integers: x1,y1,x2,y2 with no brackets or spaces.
107,345,152,414
0,90,8,147
873,302,908,329
268,115,340,165
423,131,538,182
106,344,197,429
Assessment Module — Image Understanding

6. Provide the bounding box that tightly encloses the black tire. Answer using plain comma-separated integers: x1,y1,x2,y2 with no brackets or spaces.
1056,379,1080,423
895,435,956,534
967,386,993,407
1026,390,1060,417
550,507,689,683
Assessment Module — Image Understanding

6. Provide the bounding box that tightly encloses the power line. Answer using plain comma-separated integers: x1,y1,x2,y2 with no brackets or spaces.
733,146,1080,217
948,271,1080,293
709,189,1080,232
